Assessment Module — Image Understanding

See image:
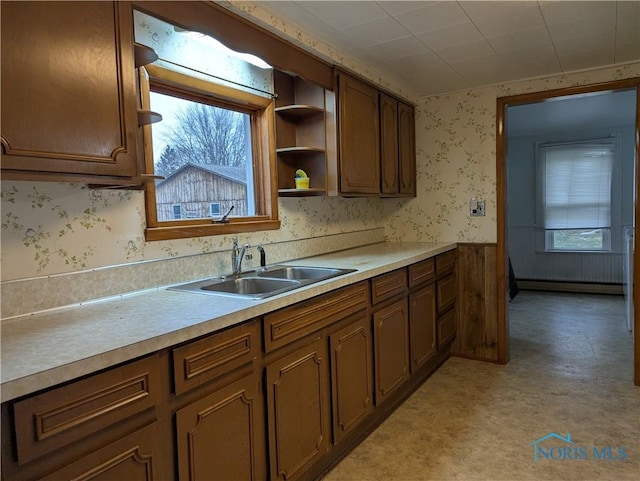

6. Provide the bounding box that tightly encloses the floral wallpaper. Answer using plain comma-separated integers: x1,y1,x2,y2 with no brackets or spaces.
384,62,640,244
0,184,386,282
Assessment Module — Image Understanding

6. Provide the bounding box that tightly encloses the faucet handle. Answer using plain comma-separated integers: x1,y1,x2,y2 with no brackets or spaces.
232,237,239,248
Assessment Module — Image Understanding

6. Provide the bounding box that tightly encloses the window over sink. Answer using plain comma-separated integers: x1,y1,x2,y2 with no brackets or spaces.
134,10,279,241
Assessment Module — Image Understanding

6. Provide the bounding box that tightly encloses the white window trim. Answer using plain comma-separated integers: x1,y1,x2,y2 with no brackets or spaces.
210,202,222,217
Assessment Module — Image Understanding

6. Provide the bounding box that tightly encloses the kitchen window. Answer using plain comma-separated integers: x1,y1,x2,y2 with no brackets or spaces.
538,140,615,252
135,10,279,241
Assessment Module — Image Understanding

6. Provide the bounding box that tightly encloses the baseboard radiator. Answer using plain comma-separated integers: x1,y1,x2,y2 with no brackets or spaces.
517,279,623,295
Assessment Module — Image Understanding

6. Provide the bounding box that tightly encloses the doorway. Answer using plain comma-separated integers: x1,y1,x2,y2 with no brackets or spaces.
496,78,640,385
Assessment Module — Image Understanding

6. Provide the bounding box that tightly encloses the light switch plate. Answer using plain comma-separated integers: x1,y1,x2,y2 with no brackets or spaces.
471,200,485,216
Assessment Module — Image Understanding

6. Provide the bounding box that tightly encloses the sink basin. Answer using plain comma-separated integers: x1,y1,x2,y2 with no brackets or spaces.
202,277,299,296
170,276,300,299
257,265,354,281
169,265,356,299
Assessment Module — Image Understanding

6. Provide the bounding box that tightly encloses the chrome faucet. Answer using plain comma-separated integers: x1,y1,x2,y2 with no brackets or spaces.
231,237,250,274
257,245,266,267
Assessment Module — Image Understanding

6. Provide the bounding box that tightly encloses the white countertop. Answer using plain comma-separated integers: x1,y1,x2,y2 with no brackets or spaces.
1,242,455,402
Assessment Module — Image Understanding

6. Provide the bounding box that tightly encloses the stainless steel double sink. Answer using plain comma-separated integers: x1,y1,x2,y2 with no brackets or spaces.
169,265,356,299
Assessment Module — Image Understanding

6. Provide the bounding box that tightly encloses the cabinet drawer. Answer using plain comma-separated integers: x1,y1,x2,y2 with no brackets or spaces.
264,282,368,352
408,259,435,288
173,320,259,396
13,355,161,465
438,308,457,348
371,269,407,304
435,250,456,277
436,274,456,314
38,422,168,481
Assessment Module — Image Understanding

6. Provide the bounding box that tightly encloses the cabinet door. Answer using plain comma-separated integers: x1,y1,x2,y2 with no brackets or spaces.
1,1,139,181
409,284,437,372
39,423,168,481
266,338,331,481
436,273,456,315
373,298,410,405
398,102,416,196
380,93,399,194
438,308,457,349
330,314,374,444
338,73,380,194
176,374,266,481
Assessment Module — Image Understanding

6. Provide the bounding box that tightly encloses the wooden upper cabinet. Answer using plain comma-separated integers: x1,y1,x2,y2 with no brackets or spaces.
380,93,399,195
0,1,140,184
398,102,416,196
337,71,416,197
337,73,380,195
381,98,415,197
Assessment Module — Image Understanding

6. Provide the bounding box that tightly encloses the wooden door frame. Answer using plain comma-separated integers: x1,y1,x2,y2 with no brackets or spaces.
495,78,640,386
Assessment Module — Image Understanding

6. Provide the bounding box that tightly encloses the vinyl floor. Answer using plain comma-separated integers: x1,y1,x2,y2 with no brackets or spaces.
321,291,639,481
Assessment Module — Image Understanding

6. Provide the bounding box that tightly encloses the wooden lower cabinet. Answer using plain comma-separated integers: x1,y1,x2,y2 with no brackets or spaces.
2,256,457,481
329,314,374,444
373,298,410,405
175,374,266,481
436,273,456,315
266,338,331,481
409,284,437,372
438,308,457,349
1,355,166,481
39,422,167,481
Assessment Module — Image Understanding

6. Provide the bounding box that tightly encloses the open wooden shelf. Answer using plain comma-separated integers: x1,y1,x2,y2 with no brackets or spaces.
274,70,337,197
278,188,327,196
137,110,162,126
134,43,158,68
275,105,324,121
276,147,325,154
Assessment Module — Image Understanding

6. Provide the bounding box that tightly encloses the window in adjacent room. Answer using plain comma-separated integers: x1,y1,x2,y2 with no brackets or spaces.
538,139,615,252
134,10,279,241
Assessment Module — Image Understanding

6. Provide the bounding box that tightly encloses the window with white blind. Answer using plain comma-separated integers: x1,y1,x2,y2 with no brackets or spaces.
538,140,615,251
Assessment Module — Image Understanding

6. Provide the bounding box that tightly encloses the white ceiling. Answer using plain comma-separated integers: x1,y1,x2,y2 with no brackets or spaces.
507,88,637,136
255,1,640,97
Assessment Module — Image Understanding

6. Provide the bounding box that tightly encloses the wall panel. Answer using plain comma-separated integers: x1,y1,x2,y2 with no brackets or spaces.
453,243,498,362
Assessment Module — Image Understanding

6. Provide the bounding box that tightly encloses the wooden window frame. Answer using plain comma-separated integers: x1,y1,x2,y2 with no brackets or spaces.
140,64,279,241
